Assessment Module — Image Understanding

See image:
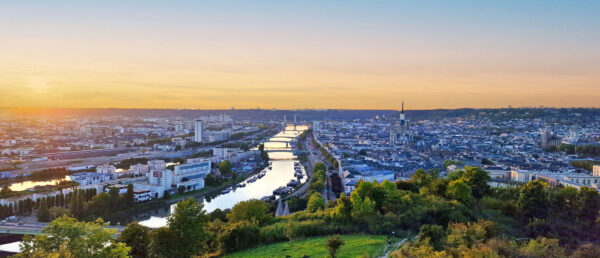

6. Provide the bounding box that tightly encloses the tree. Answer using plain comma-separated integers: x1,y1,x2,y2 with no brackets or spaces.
577,187,600,223
326,235,345,258
209,208,229,222
118,222,150,258
36,198,50,222
520,237,565,258
217,221,261,253
125,184,134,206
460,166,490,198
17,216,130,258
307,192,325,212
418,224,446,251
219,160,233,176
446,179,473,204
149,227,180,258
350,192,376,218
108,187,121,209
164,198,209,257
227,199,271,225
70,192,84,219
334,195,353,222
518,180,549,219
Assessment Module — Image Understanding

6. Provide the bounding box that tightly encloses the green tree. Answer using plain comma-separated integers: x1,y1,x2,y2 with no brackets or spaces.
227,199,271,225
17,216,129,258
418,224,446,251
36,198,50,222
446,179,473,204
325,235,345,258
165,198,209,257
219,160,233,176
350,192,376,218
460,166,490,198
307,192,325,212
334,195,353,222
149,227,179,258
125,184,135,206
518,180,549,219
217,221,261,253
118,222,150,258
577,186,600,223
520,237,565,258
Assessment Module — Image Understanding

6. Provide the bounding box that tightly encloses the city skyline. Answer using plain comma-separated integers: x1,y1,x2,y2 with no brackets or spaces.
1,1,599,109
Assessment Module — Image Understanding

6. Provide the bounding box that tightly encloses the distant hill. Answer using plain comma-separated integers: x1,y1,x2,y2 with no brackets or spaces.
1,107,599,122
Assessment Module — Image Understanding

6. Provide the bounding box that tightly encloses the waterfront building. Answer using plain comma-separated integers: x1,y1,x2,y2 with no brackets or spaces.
173,160,211,192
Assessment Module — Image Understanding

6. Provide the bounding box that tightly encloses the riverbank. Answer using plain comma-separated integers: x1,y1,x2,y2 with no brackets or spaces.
118,161,270,224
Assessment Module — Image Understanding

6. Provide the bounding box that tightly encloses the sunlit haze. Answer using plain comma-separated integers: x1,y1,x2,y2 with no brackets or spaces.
1,1,599,109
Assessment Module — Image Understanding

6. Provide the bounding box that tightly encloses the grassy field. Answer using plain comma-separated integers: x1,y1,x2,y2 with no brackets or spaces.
226,235,397,258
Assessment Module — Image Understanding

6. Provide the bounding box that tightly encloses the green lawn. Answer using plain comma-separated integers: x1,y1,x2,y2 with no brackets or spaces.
226,235,396,258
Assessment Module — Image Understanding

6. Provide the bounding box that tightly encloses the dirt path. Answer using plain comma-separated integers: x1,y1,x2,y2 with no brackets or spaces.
380,238,409,258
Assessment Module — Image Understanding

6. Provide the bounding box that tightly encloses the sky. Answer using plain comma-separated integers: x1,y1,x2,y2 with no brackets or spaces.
0,0,599,110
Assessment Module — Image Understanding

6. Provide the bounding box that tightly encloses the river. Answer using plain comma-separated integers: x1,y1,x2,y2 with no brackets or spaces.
137,125,308,228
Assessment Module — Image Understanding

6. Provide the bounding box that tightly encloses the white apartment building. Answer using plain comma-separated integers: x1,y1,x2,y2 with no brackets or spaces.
96,164,116,174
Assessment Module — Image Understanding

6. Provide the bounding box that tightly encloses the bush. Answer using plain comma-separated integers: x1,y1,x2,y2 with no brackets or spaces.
259,221,287,243
218,221,261,253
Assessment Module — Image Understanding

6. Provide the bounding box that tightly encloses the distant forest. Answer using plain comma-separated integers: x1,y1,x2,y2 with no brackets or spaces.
1,107,599,122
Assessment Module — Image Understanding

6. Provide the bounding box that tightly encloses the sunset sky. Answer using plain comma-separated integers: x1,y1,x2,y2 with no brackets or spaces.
1,1,598,110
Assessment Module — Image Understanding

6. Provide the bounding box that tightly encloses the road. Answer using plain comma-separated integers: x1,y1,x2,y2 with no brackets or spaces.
286,134,329,199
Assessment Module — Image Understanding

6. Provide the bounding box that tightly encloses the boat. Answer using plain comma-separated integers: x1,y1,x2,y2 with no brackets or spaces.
257,173,265,179
260,195,275,202
220,188,231,194
273,186,287,195
287,179,300,187
268,166,272,170
237,183,246,187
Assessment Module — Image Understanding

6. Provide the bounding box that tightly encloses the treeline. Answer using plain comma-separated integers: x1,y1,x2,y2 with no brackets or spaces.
307,162,327,195
117,158,148,169
320,146,339,169
229,132,246,140
570,160,600,172
0,188,96,222
554,144,600,156
299,128,312,140
28,167,73,181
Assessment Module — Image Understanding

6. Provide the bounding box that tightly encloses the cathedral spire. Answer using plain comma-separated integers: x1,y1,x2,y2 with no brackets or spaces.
401,100,404,114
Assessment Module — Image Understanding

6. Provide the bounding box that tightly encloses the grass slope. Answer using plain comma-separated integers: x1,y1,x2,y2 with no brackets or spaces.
226,235,395,258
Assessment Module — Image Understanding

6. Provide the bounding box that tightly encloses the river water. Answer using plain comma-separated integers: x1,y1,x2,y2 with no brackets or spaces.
137,126,308,228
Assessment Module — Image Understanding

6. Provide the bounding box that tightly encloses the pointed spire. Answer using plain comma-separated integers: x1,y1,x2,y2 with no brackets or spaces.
283,201,290,216
275,198,283,217
401,100,404,114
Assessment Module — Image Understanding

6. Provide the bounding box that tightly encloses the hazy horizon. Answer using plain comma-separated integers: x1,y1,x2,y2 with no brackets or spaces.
1,1,599,110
